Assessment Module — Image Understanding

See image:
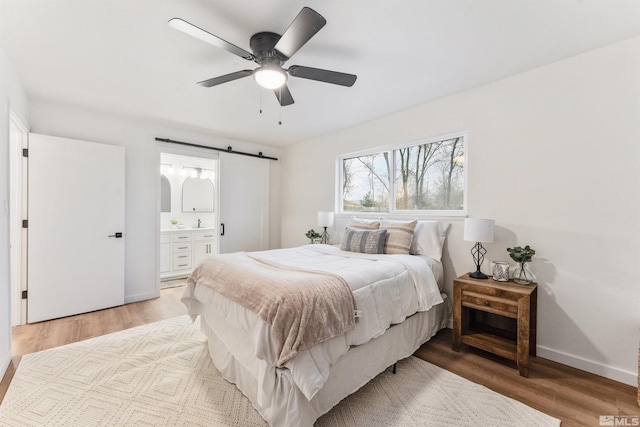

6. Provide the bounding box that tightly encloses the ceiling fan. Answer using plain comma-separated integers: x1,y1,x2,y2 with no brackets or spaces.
168,7,357,107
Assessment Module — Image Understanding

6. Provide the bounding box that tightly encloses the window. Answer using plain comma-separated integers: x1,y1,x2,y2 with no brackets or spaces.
339,134,466,214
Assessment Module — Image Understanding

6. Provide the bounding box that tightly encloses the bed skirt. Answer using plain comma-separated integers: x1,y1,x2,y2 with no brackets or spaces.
199,294,450,427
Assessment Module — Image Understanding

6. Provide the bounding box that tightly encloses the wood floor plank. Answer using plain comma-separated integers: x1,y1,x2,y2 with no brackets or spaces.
415,329,640,427
2,284,638,427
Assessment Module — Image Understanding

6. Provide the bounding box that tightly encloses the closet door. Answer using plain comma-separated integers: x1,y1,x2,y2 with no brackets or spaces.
27,134,125,323
218,153,269,253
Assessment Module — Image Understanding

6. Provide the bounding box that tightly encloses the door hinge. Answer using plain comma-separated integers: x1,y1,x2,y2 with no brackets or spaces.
22,219,28,228
21,290,27,300
22,148,28,157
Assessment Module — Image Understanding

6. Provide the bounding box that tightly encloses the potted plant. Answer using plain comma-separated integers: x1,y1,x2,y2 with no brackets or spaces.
506,245,536,285
305,229,321,244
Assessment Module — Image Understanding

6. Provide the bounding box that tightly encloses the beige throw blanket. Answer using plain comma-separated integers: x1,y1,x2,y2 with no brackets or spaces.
188,252,357,366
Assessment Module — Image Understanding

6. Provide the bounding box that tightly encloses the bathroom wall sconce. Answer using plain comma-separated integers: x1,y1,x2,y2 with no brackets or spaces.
182,167,215,180
161,163,175,175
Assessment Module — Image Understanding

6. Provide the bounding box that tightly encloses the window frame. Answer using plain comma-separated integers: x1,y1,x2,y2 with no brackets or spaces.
336,131,468,217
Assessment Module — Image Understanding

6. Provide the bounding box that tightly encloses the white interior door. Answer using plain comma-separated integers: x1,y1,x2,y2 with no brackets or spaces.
9,112,28,326
219,153,269,253
27,133,125,323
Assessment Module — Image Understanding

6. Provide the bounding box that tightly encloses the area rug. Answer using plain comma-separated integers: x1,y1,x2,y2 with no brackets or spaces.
0,316,560,426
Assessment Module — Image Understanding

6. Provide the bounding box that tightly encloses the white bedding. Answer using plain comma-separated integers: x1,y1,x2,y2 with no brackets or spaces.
201,299,450,426
182,244,444,401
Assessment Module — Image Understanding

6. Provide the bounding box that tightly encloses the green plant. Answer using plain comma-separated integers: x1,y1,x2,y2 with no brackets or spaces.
507,245,536,284
506,245,536,263
305,229,321,240
170,219,179,225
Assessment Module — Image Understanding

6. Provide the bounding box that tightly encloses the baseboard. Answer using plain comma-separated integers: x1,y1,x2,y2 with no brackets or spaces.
537,345,637,387
124,290,160,305
1,353,11,382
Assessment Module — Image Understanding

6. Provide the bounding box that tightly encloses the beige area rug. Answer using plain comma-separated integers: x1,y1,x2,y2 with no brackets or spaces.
0,316,560,427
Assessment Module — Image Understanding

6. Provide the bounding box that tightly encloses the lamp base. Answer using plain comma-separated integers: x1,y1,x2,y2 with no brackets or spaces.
469,270,489,280
320,227,330,245
469,242,488,279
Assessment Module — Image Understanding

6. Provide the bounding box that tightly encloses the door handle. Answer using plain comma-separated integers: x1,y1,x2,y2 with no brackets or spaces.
220,223,225,236
108,232,123,238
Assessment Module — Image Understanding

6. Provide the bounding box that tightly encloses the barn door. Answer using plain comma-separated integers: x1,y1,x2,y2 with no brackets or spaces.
27,133,125,323
218,153,269,253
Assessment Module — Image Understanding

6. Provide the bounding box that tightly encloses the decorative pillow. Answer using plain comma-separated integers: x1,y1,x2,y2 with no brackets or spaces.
341,228,387,254
380,219,418,254
349,216,380,230
410,220,446,261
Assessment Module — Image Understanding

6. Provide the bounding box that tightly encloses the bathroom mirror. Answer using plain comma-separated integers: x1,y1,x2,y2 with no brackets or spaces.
182,177,214,212
160,175,171,213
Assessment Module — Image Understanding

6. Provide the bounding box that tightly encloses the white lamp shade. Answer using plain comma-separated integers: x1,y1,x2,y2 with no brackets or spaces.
318,211,334,227
463,218,495,243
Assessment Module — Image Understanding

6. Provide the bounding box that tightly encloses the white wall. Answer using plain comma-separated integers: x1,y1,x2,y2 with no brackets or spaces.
29,100,281,303
0,46,29,377
281,37,640,385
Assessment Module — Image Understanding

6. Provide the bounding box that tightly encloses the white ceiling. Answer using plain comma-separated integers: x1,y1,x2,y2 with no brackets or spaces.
2,0,639,147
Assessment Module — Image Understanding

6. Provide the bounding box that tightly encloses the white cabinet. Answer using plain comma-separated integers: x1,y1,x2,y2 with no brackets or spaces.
194,230,216,266
171,232,193,274
160,233,171,274
160,228,216,280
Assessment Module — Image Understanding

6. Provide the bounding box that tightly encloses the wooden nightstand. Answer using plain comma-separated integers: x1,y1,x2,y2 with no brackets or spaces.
452,273,537,377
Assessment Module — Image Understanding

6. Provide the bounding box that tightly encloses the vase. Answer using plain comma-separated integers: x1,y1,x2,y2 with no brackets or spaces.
512,262,534,285
492,261,510,282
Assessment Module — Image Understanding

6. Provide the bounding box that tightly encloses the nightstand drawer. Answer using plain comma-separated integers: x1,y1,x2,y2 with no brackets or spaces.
461,291,518,318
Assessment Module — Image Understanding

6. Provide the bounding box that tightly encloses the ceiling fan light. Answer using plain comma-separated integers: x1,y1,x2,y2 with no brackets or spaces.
253,67,287,89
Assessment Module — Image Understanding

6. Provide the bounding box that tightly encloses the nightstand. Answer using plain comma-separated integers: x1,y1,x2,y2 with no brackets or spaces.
452,273,537,377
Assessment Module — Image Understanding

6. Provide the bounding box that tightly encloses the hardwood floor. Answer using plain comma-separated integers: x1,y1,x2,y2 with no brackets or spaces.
1,286,638,427
416,331,639,427
0,286,187,404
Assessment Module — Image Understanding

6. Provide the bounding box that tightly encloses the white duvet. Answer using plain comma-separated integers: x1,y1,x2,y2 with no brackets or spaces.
181,244,443,401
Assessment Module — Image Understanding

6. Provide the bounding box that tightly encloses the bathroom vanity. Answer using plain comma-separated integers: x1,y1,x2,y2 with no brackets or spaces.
160,227,217,280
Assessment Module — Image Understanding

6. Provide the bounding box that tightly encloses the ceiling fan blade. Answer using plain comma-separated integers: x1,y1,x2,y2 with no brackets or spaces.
273,7,326,59
274,84,294,106
168,18,254,61
197,70,253,87
288,65,357,87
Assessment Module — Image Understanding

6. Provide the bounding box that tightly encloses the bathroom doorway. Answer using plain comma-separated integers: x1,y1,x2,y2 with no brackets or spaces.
158,151,218,289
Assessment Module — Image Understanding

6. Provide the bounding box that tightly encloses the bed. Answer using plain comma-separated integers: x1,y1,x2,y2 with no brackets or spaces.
181,219,451,426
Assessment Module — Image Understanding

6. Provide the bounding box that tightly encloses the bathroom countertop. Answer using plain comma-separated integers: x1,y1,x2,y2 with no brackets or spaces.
161,226,216,232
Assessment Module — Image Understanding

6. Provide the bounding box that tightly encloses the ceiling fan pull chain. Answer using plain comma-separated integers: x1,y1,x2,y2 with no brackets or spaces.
278,87,282,125
259,89,263,114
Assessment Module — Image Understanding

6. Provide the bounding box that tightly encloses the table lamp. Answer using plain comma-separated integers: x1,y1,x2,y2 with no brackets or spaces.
318,211,334,244
463,218,495,279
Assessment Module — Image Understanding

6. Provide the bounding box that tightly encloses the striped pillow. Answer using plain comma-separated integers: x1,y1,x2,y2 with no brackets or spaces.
341,228,387,254
380,219,418,254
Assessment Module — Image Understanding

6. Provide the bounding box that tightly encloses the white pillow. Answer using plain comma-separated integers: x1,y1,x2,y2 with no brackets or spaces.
410,220,446,261
349,216,380,230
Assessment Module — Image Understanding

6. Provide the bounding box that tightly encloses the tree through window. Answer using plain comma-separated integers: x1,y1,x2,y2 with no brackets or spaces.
342,152,390,212
340,134,465,214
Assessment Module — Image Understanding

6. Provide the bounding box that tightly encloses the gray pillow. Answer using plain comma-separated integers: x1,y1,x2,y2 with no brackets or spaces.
341,228,387,254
